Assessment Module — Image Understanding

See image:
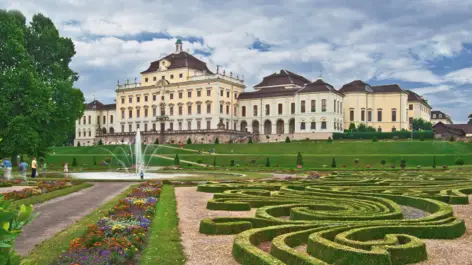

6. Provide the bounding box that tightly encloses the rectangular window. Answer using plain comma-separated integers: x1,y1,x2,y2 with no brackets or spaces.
144,109,148,117
170,122,173,130
234,106,237,116
378,110,382,122
137,97,140,103
129,97,132,103
207,120,211,129
129,110,132,118
265,104,270,115
187,121,191,130
121,125,124,132
144,123,148,131
311,100,316,112
301,100,306,113
153,95,156,101
179,106,182,115
207,104,211,114
220,90,224,96
179,73,183,78
242,106,246,117
291,103,295,114
278,104,283,115
160,107,165,116
188,91,192,98
310,122,316,130
137,109,140,118
153,123,156,131
220,104,223,114
300,122,306,130
129,124,132,132
197,105,201,114
121,97,125,104
207,89,211,96
226,105,229,114
368,110,372,122
361,110,365,121
392,110,397,122
121,110,125,119
136,124,140,130
153,108,156,117
110,115,113,124
253,105,258,116
409,104,413,110
234,92,238,99
178,122,182,130
409,117,413,126
78,131,81,137
333,100,336,112
145,95,148,102
170,93,174,100
197,90,201,97
88,116,91,124
178,92,182,99
350,110,354,121
197,121,201,130
227,91,230,98
226,121,229,129
321,99,327,112
322,121,327,129
170,106,174,116
188,105,192,115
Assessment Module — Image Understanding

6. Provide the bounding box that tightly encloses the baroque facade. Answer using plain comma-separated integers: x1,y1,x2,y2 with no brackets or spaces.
74,40,436,146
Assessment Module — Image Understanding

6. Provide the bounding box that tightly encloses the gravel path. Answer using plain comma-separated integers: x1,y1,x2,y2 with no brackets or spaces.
400,205,429,219
415,195,472,265
175,187,256,265
14,182,133,256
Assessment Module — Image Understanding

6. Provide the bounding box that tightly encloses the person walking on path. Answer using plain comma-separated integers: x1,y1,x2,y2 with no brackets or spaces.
31,157,37,178
2,158,12,180
19,161,28,182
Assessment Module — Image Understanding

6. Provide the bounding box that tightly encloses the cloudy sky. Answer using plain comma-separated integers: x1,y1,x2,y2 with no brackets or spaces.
3,0,472,122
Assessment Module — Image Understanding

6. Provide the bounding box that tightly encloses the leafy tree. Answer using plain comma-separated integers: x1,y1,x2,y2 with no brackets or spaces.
215,137,219,144
348,123,356,132
432,155,436,169
77,142,81,147
449,135,455,142
468,118,472,125
0,11,85,159
455,158,465,166
72,157,77,167
248,137,253,144
372,136,378,142
357,123,367,132
327,137,333,143
380,159,386,168
285,136,291,143
296,152,303,167
400,159,406,169
97,139,103,145
265,157,270,167
230,160,235,167
412,118,433,131
174,154,180,166
331,157,336,168
366,126,376,132
154,138,159,144
186,137,192,144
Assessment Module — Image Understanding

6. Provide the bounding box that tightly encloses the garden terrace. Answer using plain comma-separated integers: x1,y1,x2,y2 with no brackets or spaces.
197,172,472,265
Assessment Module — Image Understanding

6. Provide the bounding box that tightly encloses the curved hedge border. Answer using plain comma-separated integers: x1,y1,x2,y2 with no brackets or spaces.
197,172,472,264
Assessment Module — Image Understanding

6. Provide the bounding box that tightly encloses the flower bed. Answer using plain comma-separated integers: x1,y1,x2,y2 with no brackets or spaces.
51,181,161,265
2,180,76,200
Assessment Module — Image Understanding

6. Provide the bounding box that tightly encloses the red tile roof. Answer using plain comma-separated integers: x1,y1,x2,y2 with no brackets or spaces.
253,70,311,88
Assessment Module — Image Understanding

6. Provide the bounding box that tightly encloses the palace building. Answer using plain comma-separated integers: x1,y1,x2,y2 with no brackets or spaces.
74,40,436,146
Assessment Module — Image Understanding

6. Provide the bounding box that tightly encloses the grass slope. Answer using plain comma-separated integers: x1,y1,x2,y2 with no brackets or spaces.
24,185,135,265
140,185,185,265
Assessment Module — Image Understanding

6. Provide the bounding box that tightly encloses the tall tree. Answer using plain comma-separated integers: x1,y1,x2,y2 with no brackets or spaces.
412,118,432,131
0,10,84,158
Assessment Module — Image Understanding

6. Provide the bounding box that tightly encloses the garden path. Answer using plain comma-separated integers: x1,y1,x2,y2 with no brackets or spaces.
0,186,34,193
14,182,134,256
416,195,472,265
152,154,209,167
175,187,256,265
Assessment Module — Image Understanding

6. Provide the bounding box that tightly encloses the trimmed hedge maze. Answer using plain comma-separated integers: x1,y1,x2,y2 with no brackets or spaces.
198,172,472,265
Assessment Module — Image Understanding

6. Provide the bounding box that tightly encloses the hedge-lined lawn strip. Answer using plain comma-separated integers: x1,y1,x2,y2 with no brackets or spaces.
10,182,93,209
24,185,136,265
140,185,185,265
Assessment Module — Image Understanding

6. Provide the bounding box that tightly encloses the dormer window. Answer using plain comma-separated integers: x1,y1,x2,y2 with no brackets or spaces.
145,78,148,82
153,77,156,81
170,74,174,79
179,73,183,78
162,76,165,80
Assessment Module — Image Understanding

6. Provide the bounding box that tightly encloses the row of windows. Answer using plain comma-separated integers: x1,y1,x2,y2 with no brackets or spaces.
349,109,397,122
119,120,236,132
121,90,238,104
432,114,444,119
409,104,431,114
79,115,114,125
240,100,342,118
144,73,183,83
121,104,236,119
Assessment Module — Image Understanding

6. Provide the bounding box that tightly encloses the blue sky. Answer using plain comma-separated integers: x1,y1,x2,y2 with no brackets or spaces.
2,0,472,122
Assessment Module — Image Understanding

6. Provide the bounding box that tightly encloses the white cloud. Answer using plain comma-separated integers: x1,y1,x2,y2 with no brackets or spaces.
444,67,472,84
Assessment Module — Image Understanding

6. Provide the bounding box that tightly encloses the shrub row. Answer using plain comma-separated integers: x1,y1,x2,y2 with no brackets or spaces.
333,130,433,140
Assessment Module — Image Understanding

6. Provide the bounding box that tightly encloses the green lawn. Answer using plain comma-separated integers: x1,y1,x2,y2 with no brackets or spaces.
44,141,472,169
140,185,185,265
